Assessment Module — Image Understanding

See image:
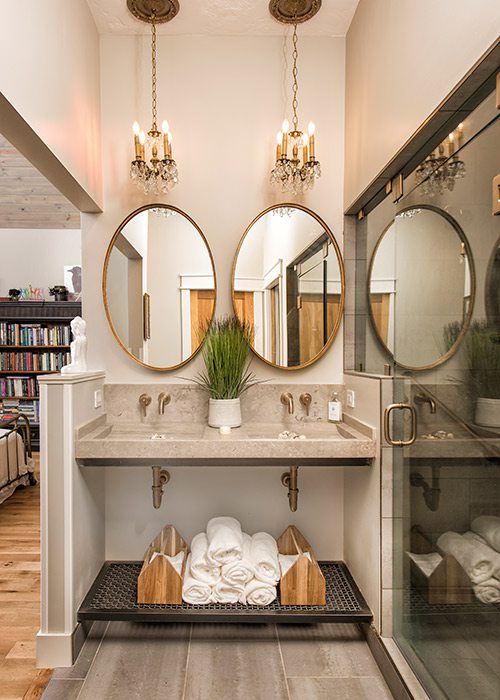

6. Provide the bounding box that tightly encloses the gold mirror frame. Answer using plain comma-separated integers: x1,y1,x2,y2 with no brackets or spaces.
232,203,345,371
103,203,217,371
367,204,476,372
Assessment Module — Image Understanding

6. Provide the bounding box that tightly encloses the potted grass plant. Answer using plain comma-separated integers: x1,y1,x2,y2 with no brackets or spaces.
466,320,500,428
190,316,262,428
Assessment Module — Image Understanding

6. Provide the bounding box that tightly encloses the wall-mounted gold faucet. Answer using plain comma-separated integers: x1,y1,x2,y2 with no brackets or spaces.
139,393,152,417
414,392,437,414
158,392,171,415
280,392,294,414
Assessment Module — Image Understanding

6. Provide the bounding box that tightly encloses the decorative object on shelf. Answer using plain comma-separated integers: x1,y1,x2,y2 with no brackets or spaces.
269,1,322,194
465,320,500,428
64,265,82,297
415,123,466,197
48,285,69,302
128,0,179,194
61,317,88,374
15,286,45,301
185,316,263,428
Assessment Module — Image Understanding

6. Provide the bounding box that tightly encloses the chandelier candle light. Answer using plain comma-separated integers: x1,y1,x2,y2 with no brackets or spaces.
129,0,179,194
270,20,321,194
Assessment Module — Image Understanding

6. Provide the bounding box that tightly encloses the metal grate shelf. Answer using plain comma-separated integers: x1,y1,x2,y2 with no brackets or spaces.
78,561,372,624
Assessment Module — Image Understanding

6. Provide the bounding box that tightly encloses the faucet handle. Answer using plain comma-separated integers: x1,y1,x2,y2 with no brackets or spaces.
299,393,312,416
139,393,152,417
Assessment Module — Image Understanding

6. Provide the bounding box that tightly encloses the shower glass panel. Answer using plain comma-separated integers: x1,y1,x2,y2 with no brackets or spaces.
390,93,500,700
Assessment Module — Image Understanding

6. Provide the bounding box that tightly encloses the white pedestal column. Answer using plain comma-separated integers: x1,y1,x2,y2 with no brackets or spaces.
36,371,106,668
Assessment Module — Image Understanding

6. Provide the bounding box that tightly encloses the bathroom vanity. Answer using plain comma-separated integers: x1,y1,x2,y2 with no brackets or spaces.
36,372,379,666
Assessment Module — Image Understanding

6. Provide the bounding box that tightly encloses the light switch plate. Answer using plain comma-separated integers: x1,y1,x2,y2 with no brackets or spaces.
346,390,355,408
94,389,102,409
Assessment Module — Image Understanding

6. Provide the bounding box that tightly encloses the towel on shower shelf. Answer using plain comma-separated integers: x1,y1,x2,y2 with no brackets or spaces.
212,579,244,604
206,516,243,565
437,531,500,584
189,533,221,585
182,555,213,605
473,577,500,604
250,532,280,584
221,533,254,586
471,516,500,554
242,579,277,606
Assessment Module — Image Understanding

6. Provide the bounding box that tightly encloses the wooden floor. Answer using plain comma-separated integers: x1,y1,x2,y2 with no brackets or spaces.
0,457,52,700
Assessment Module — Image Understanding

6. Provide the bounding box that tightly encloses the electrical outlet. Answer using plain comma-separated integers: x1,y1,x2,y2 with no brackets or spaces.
346,390,355,408
94,389,102,409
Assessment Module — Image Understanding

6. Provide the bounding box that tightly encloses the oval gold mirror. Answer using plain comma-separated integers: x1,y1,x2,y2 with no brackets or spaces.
103,204,216,370
232,204,344,370
368,205,475,370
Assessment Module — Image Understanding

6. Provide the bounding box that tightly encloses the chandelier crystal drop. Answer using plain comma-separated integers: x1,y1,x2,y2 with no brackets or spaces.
415,124,466,197
130,10,178,194
270,23,321,194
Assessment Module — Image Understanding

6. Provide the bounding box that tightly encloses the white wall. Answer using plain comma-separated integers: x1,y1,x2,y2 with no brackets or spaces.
0,0,102,207
83,34,345,384
81,33,346,559
344,0,500,208
0,228,81,297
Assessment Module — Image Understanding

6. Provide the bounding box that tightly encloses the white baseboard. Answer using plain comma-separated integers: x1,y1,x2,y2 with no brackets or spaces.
36,623,87,668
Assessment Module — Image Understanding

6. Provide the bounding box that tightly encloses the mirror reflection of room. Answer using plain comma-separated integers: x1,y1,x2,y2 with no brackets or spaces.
369,206,473,369
105,205,215,370
233,206,343,369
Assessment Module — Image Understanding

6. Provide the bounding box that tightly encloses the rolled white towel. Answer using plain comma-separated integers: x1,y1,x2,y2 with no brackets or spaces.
182,555,213,605
437,531,500,584
206,516,243,565
221,533,254,586
471,516,500,554
212,579,244,604
279,552,312,578
190,533,221,585
242,579,277,606
473,578,500,604
251,532,280,584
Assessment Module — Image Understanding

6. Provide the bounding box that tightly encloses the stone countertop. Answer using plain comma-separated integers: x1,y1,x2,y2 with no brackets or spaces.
75,416,376,467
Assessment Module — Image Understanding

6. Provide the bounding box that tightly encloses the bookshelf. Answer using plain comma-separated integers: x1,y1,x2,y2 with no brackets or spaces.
0,301,81,450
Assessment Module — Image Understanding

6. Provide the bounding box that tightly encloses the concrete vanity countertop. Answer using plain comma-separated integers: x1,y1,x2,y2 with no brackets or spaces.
75,413,377,467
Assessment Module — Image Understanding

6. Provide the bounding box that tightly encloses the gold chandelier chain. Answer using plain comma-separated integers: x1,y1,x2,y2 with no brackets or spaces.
151,13,158,131
292,23,299,131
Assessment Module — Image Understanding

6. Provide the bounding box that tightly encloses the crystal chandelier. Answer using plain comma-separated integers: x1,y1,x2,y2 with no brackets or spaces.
270,20,321,194
128,0,179,194
415,124,466,197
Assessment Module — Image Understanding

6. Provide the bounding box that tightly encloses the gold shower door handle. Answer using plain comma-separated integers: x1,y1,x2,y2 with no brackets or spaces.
384,403,417,446
143,292,151,341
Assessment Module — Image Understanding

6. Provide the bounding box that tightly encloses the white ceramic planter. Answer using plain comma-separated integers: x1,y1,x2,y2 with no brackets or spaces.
474,397,500,428
208,398,242,428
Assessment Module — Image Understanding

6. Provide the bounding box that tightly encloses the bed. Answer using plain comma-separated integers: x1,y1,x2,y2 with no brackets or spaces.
0,413,36,505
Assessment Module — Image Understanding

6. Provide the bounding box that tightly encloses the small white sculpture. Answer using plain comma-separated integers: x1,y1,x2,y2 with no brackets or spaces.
61,316,88,374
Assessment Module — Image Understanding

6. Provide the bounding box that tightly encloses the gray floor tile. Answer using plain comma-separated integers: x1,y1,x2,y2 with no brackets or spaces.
77,622,190,700
41,679,83,700
288,676,394,700
278,623,381,678
184,623,288,700
416,655,500,700
52,621,108,680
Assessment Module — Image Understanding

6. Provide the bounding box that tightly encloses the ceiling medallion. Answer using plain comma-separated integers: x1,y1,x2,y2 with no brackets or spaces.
269,0,321,24
126,0,179,24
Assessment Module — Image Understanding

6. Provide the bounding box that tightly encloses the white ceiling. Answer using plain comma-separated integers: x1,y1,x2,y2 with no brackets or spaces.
86,0,359,36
